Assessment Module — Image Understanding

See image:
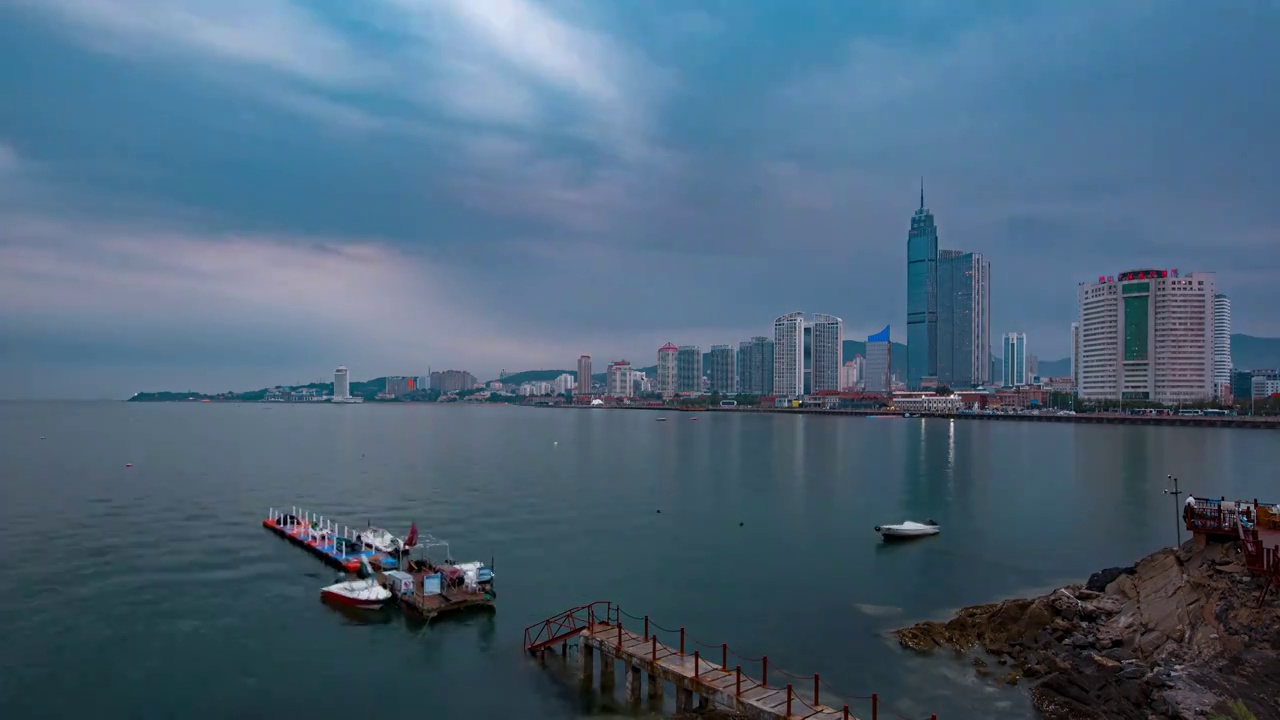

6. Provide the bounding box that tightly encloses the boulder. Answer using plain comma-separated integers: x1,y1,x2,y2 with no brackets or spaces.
1086,565,1136,593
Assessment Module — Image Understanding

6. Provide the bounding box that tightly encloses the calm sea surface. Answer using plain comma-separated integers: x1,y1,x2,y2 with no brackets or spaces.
0,402,1274,719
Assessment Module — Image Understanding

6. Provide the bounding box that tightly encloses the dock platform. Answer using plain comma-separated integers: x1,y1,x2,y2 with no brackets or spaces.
264,507,496,620
524,602,935,720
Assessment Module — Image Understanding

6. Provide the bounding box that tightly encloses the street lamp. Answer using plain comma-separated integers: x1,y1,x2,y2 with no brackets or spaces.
1163,474,1183,548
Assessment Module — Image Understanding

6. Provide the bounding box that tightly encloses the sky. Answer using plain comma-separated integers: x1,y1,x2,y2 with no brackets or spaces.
1,0,1277,399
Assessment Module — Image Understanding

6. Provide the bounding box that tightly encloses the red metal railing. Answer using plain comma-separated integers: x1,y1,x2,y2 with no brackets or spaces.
523,600,615,654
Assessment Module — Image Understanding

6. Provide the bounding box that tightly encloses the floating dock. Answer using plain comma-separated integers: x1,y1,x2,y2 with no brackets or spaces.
263,508,401,572
264,508,497,621
524,602,935,720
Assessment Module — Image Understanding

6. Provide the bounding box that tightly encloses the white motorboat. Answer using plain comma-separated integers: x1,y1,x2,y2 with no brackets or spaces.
356,526,406,555
320,557,392,609
875,519,940,540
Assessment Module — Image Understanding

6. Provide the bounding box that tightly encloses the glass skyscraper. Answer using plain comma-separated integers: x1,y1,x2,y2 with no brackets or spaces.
736,336,774,396
864,325,892,392
906,183,938,389
937,249,991,387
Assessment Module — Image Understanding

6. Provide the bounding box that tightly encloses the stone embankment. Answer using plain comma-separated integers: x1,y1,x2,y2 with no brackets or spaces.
895,541,1279,719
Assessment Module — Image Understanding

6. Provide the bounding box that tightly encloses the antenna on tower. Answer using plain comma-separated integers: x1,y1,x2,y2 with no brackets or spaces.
919,176,925,210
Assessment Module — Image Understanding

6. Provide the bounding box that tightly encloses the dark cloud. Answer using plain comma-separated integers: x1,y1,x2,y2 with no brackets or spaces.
0,0,1276,397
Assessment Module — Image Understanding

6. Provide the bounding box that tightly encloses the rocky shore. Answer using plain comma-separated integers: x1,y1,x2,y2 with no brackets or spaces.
895,540,1278,719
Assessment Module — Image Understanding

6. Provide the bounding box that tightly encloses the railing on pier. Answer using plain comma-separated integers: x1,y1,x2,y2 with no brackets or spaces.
523,601,938,720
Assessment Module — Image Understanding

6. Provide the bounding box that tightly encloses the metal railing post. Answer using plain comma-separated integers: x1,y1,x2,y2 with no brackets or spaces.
694,650,700,679
786,685,792,716
762,656,768,686
735,666,741,696
721,643,727,669
679,628,685,655
814,673,820,705
651,635,657,661
643,615,649,639
872,693,878,720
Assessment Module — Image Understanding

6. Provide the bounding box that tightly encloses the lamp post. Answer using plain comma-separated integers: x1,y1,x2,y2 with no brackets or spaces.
1163,474,1182,548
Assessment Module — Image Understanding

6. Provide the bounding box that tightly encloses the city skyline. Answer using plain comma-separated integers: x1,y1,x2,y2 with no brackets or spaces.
1,2,1277,398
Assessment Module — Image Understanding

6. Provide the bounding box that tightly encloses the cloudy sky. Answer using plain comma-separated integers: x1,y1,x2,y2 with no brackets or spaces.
1,0,1277,398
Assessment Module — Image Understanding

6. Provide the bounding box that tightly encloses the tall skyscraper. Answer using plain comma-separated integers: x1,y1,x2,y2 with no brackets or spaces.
1003,332,1027,387
906,181,939,389
1213,294,1232,398
1077,269,1215,402
676,345,702,393
577,355,593,394
736,336,774,396
937,250,991,387
864,326,892,392
773,312,805,398
809,314,843,392
708,345,736,394
656,343,678,397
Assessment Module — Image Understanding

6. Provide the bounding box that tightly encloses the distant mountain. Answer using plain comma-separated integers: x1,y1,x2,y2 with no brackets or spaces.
491,370,574,385
1233,334,1280,370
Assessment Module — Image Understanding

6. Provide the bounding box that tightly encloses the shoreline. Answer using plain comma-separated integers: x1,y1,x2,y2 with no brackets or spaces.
892,540,1279,719
117,398,1280,429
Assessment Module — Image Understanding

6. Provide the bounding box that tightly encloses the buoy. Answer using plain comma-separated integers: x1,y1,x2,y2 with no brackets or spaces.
553,441,558,446
739,522,744,527
656,509,661,514
125,463,133,468
40,436,45,440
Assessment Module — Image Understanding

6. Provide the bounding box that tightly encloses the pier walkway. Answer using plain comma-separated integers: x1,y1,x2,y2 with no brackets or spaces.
524,602,936,720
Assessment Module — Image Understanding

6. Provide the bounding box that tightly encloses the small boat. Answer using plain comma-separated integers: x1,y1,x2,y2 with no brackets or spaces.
903,413,918,418
656,417,668,421
875,519,940,540
357,525,410,555
320,558,392,609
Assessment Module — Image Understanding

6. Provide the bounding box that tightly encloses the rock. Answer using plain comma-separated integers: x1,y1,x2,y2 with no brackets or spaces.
893,537,1280,720
1087,565,1136,593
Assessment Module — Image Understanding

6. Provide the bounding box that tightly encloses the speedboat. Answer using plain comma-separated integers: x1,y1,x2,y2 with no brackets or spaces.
320,577,392,609
875,519,940,540
356,527,406,554
320,557,392,609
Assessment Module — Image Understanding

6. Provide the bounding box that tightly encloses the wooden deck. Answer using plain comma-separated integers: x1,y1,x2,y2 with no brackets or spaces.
579,622,858,720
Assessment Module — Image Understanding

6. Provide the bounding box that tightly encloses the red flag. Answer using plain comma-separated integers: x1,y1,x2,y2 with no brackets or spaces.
405,523,418,549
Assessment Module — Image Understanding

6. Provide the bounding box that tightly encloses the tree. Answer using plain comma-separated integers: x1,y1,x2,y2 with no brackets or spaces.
933,386,952,395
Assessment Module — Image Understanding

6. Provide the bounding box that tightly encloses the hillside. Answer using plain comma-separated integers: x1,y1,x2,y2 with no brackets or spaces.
490,370,574,385
128,377,388,401
1234,334,1280,370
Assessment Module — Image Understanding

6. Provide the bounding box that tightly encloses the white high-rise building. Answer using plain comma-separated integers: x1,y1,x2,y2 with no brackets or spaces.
334,366,349,399
1077,269,1215,403
773,312,805,397
809,313,844,393
656,343,678,397
606,360,633,398
839,357,864,391
1213,294,1232,398
553,373,576,395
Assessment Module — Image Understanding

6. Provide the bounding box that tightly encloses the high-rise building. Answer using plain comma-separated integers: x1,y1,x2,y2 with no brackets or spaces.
708,345,736,394
1002,333,1027,387
906,181,939,389
577,355,593,394
839,356,864,391
676,345,702,394
1214,294,1232,398
1070,322,1081,389
553,373,576,395
656,343,678,397
606,360,632,398
937,250,991,387
736,336,774,396
773,312,805,397
864,326,892,392
1077,269,1215,402
430,370,478,392
809,314,843,392
334,366,350,400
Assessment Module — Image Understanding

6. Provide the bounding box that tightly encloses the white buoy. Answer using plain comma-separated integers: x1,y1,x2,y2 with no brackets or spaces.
553,441,558,446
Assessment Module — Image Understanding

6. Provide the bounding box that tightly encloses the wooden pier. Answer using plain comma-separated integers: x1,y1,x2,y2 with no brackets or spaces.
524,602,935,720
1185,497,1280,591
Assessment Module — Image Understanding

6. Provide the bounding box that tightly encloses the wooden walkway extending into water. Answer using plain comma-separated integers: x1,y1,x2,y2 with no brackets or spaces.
524,602,936,720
